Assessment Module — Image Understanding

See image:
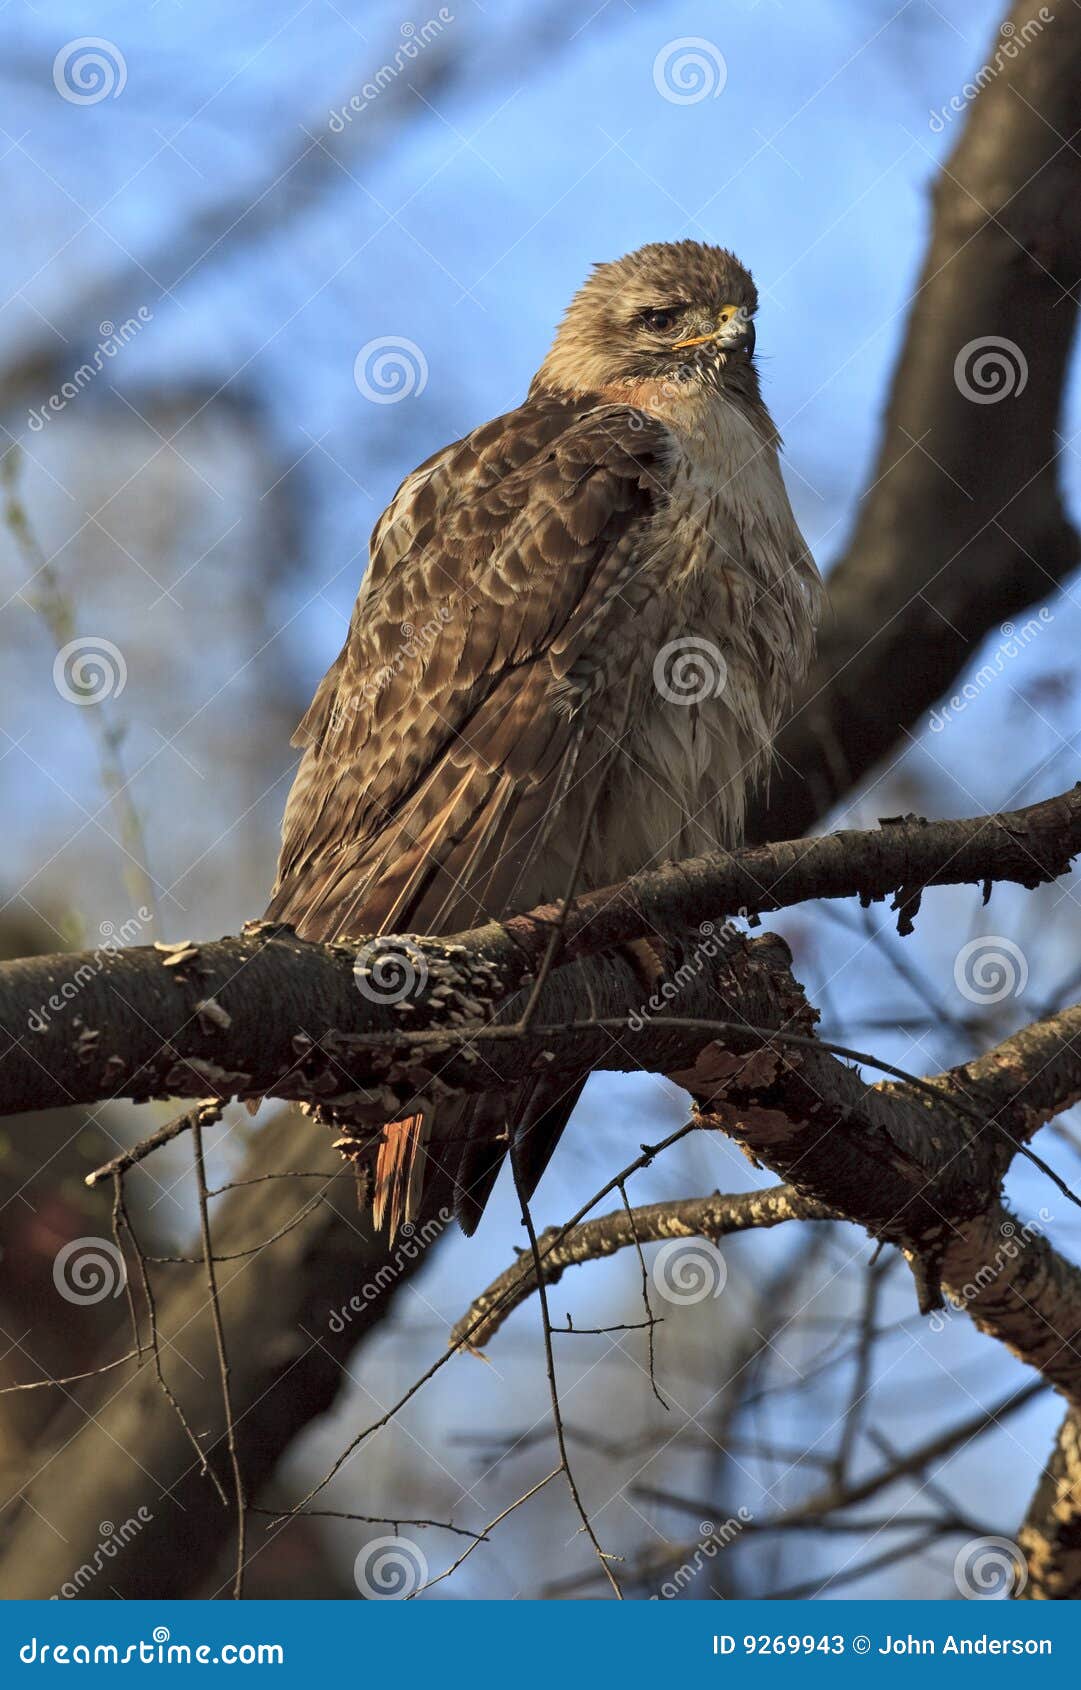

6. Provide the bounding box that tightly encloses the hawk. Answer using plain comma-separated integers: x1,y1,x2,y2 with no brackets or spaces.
267,239,821,1235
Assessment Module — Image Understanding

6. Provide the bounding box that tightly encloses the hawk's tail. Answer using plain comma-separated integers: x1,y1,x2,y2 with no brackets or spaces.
372,1075,586,1237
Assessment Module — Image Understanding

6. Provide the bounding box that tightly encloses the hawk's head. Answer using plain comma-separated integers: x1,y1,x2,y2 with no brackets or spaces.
534,240,760,411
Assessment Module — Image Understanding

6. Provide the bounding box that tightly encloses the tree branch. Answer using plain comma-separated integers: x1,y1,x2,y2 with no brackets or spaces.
451,1186,835,1350
753,0,1081,841
2,786,1079,1121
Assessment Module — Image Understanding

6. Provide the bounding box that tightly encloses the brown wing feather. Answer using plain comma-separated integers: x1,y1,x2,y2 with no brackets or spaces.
266,396,668,1231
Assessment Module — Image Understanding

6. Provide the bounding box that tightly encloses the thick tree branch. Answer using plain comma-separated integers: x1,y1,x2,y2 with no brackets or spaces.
1018,1408,1081,1600
753,0,1081,841
452,1186,836,1350
1,786,1079,1121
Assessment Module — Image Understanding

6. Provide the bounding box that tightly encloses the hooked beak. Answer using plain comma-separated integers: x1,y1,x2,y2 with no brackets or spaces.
672,304,755,356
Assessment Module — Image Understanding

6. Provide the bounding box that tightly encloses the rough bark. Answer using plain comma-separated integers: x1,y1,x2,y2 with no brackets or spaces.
3,786,1079,1121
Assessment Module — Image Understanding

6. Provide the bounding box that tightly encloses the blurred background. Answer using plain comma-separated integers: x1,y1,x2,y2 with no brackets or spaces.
2,0,1080,1600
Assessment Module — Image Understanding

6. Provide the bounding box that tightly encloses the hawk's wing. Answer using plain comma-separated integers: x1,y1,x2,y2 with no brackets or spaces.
268,396,669,942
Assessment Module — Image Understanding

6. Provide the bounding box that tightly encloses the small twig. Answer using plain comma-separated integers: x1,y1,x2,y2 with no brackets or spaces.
114,1176,230,1509
192,1119,247,1597
509,1137,623,1599
86,1099,223,1188
413,1468,562,1594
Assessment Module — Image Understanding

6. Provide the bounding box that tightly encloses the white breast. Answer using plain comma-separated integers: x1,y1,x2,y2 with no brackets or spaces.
603,399,818,876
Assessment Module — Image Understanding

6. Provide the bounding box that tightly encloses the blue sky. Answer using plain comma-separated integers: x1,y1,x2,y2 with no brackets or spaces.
2,0,1079,1600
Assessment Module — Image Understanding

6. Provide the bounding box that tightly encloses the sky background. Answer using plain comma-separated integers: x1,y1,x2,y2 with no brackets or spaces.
2,0,1080,1600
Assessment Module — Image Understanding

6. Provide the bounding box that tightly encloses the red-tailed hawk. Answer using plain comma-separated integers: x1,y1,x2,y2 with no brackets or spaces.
267,240,821,1234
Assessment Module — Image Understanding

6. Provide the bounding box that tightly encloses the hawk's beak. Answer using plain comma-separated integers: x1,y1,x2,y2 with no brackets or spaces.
672,305,754,355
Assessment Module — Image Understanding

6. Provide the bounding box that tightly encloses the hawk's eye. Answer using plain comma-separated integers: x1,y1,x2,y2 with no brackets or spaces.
640,307,680,333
